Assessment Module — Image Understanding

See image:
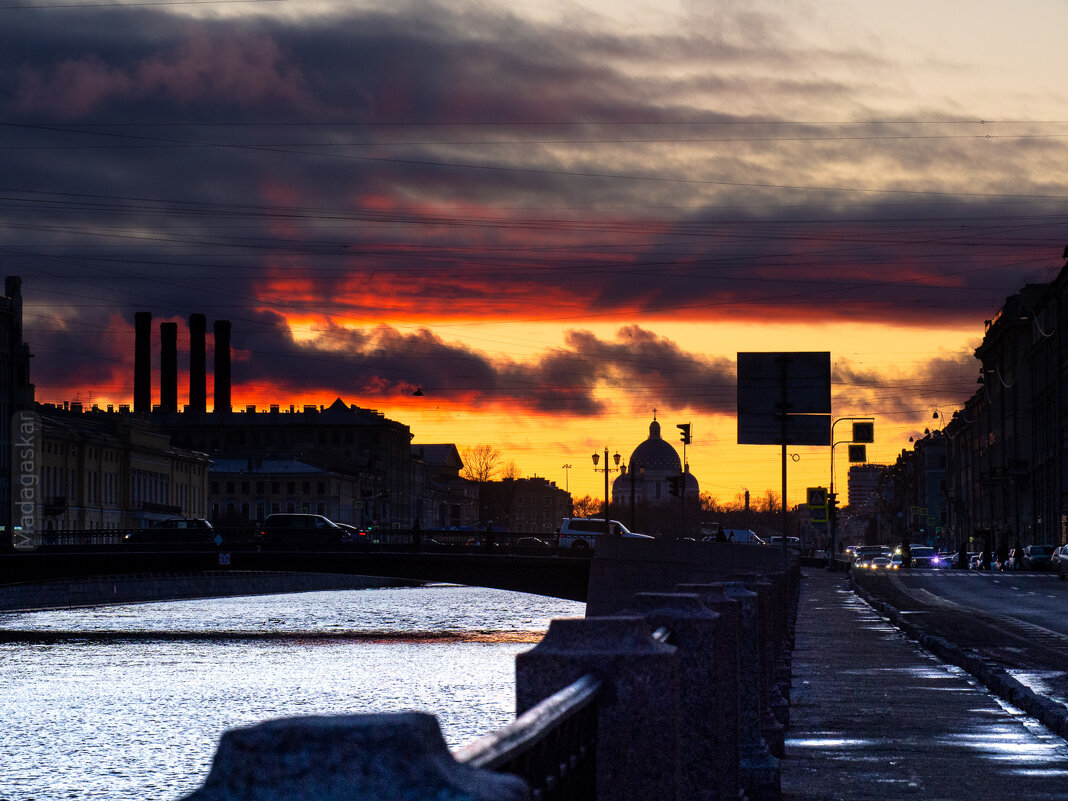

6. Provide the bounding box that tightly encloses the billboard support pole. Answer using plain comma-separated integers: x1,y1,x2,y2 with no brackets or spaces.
778,355,790,568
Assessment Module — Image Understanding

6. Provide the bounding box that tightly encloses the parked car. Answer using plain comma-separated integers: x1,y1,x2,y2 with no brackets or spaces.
260,513,351,548
1020,544,1055,571
556,518,653,552
154,517,213,530
768,536,801,550
123,518,215,547
1053,544,1068,578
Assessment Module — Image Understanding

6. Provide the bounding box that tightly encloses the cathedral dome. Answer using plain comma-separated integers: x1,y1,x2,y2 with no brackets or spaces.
628,419,682,473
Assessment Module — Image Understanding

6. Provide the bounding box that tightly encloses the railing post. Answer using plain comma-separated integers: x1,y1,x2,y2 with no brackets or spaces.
728,573,791,731
619,591,740,801
178,712,530,801
677,584,780,801
515,616,679,801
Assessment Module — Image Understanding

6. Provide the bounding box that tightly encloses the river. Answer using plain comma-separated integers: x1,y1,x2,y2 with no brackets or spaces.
0,584,585,800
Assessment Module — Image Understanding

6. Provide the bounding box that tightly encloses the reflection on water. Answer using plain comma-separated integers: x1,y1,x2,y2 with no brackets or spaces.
0,585,584,801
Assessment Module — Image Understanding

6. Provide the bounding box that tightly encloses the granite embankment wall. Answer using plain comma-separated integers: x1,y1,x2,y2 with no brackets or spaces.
0,572,412,612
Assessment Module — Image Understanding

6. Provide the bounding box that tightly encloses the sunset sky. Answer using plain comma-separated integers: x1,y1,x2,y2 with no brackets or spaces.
4,0,1068,505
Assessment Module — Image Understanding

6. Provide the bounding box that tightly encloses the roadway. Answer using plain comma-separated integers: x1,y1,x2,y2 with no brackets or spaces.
867,568,1067,634
853,567,1068,711
784,567,1068,801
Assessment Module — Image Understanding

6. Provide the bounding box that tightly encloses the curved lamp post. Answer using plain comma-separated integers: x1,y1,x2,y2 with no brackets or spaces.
592,449,622,534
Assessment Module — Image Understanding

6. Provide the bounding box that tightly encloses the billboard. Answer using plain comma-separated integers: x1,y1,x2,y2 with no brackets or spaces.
737,352,831,445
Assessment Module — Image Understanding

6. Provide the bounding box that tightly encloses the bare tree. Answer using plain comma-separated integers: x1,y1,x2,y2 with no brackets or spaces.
500,460,522,480
757,490,781,514
571,495,601,518
459,444,502,483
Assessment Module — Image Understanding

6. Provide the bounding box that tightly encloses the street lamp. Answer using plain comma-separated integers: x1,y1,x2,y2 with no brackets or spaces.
830,417,874,563
561,464,572,493
592,449,622,534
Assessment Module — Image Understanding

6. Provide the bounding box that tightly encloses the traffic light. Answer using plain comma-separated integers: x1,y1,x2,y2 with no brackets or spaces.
677,423,692,445
668,475,682,496
827,491,838,517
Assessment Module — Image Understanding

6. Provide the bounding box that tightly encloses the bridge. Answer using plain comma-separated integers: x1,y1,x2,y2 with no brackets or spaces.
5,536,1066,800
0,528,789,614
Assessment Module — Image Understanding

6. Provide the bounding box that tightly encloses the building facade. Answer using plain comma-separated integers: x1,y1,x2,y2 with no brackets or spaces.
479,476,572,534
35,404,211,530
1,277,35,541
157,398,418,529
892,257,1068,552
412,444,479,529
209,457,363,526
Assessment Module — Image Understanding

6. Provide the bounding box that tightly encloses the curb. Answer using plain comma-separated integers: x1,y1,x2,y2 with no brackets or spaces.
850,576,1068,741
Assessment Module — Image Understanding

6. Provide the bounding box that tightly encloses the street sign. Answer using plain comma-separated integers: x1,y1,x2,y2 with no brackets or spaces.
852,422,874,443
807,487,828,506
848,444,867,462
737,352,831,445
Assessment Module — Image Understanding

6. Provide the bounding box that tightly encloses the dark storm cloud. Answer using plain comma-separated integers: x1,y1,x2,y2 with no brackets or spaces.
220,318,735,416
832,349,982,419
3,1,1067,407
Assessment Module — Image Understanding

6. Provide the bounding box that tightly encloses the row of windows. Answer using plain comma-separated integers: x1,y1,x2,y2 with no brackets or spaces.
514,496,563,507
42,465,204,511
213,500,329,520
211,480,331,495
206,429,366,448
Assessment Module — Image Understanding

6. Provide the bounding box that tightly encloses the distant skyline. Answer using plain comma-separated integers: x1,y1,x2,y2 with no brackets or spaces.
4,0,1068,503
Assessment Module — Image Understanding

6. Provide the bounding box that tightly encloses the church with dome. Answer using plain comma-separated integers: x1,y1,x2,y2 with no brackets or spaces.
611,414,700,508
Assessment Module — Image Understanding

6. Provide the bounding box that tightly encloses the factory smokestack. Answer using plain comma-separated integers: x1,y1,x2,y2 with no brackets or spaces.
134,312,152,413
214,319,231,413
160,322,178,413
189,313,206,414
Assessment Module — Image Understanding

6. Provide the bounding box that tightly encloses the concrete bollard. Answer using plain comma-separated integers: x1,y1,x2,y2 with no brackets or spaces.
728,573,791,730
678,584,780,801
179,712,530,801
515,616,680,801
711,581,784,759
619,591,737,801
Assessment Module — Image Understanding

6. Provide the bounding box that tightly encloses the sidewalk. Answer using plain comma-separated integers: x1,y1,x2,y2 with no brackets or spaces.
780,567,1068,801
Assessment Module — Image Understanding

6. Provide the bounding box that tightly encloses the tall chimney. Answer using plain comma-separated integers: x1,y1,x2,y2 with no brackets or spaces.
214,319,231,414
134,312,152,414
189,313,206,414
160,322,178,413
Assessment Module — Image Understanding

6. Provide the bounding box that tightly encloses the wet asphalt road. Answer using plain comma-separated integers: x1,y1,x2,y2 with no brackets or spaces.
781,568,1068,801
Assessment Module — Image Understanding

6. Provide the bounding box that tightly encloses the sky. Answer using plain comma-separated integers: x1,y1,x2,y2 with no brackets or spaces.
3,0,1068,506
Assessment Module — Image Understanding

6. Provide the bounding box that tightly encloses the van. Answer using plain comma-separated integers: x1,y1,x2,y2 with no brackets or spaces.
260,513,351,548
557,518,654,552
722,529,765,545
